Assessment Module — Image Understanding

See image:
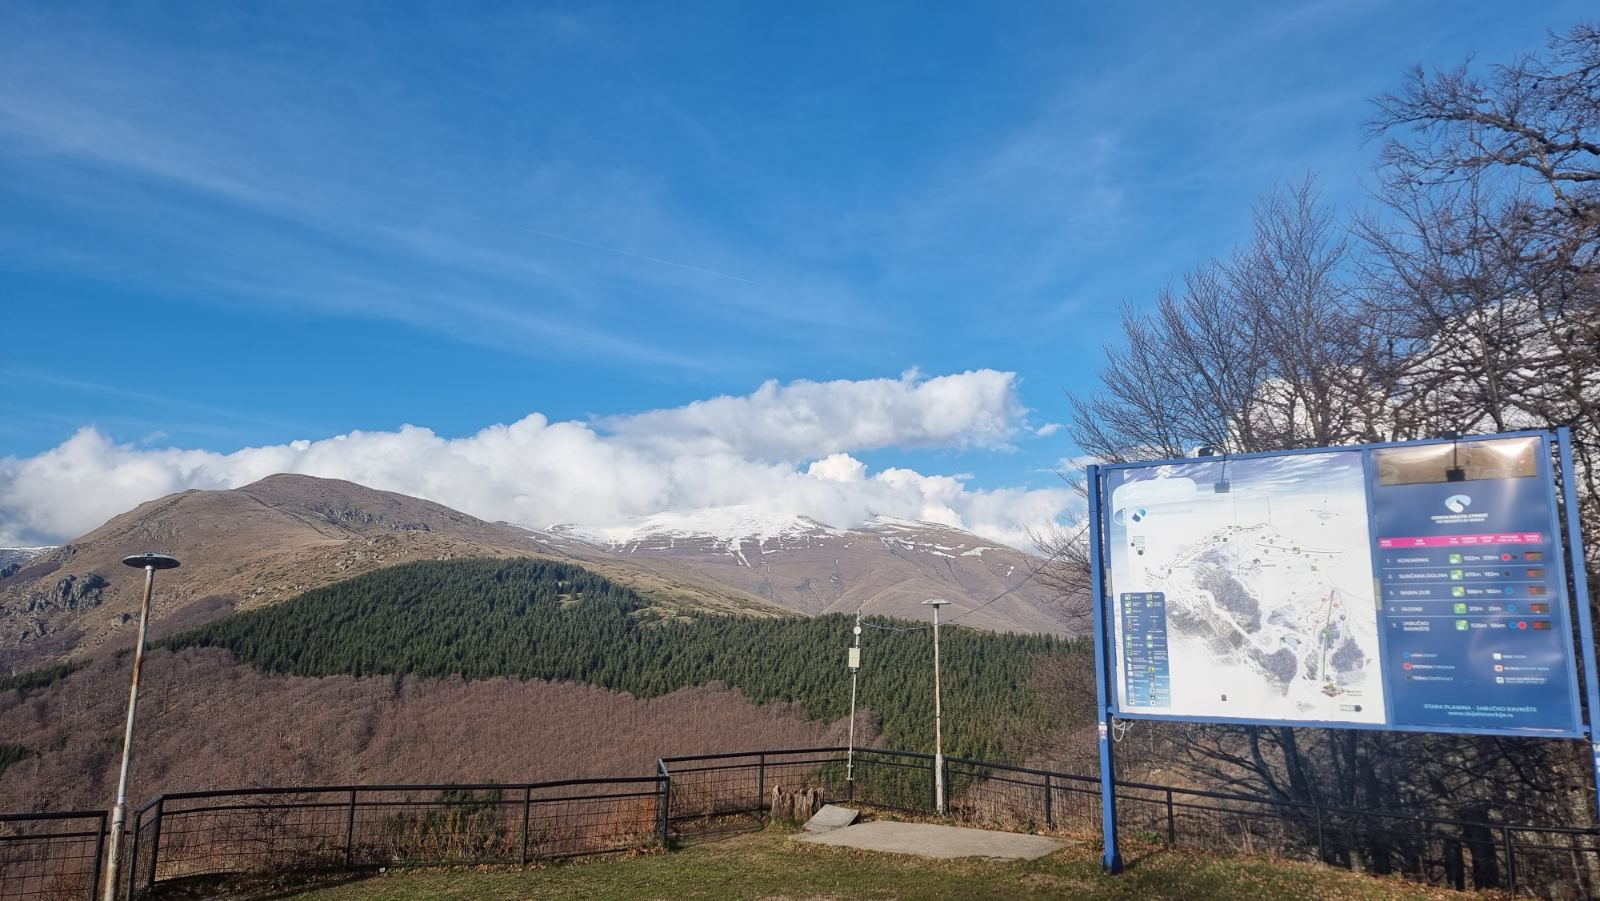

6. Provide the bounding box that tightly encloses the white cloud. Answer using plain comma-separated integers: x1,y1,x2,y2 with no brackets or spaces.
0,371,1071,549
1034,422,1063,436
605,369,1021,459
806,453,867,483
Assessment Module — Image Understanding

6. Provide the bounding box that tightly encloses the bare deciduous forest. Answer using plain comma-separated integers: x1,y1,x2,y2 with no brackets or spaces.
0,647,846,813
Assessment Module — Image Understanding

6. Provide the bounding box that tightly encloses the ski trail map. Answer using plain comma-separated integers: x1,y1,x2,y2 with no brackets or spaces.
1108,451,1386,725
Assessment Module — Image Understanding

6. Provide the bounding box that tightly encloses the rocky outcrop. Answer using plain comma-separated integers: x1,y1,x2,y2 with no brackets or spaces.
17,573,110,615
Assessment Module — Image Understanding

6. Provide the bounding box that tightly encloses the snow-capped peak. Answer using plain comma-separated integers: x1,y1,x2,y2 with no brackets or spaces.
552,505,844,546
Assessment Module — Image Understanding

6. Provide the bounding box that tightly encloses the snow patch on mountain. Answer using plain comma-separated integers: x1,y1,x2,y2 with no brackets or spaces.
554,506,845,547
0,546,53,570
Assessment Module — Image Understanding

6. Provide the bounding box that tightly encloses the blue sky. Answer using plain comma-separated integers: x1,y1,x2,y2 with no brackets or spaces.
0,1,1591,544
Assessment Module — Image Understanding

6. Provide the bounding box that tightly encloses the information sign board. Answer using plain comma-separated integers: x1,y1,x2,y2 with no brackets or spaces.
1103,433,1583,737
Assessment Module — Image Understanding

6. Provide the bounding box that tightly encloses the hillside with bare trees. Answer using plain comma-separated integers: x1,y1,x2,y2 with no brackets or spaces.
0,646,844,813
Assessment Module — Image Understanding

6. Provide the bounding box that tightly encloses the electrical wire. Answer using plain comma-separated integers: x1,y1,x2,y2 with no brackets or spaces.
942,524,1085,626
852,526,1084,633
859,619,926,633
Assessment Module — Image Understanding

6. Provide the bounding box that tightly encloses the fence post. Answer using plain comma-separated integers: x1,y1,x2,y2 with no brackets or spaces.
1502,825,1516,895
656,760,671,847
1165,789,1176,845
757,753,766,814
144,798,163,894
343,789,357,869
929,757,938,813
90,812,106,901
520,786,532,866
1043,774,1053,830
1314,806,1326,863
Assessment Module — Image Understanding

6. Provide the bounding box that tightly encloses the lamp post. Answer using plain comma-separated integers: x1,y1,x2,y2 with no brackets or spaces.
103,553,180,901
922,597,950,815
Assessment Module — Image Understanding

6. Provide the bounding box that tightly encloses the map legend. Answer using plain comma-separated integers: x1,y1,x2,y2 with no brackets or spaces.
1121,592,1170,707
1366,436,1579,734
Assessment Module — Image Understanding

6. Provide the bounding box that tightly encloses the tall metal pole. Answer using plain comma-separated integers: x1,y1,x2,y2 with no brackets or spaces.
104,553,179,901
923,598,950,815
847,611,862,786
1555,428,1600,823
1087,465,1123,873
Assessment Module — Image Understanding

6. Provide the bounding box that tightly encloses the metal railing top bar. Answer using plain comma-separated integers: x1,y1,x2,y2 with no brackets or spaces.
945,754,1095,783
150,788,665,820
661,756,845,776
142,775,664,804
0,830,103,842
0,809,108,823
657,745,859,764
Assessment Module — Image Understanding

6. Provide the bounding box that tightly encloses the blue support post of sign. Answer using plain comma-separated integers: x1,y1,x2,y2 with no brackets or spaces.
1087,464,1123,874
1556,427,1600,823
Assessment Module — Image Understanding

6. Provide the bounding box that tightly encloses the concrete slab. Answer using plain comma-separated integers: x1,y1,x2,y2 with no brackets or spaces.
794,821,1064,860
802,804,860,833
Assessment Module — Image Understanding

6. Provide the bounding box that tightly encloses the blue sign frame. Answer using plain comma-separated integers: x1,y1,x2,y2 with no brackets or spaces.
1087,428,1600,872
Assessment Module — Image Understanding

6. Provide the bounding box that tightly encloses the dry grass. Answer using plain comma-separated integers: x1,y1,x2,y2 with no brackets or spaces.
258,825,1488,901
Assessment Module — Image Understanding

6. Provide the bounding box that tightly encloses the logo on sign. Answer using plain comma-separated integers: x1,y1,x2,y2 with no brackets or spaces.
1444,494,1472,514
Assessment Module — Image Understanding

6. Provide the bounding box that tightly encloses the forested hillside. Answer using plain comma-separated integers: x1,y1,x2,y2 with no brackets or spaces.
163,558,1070,761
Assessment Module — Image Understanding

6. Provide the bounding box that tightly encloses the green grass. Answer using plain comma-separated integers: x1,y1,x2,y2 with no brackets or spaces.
261,827,1466,901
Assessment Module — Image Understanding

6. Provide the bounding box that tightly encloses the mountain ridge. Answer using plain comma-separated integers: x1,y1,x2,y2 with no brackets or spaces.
0,474,1067,670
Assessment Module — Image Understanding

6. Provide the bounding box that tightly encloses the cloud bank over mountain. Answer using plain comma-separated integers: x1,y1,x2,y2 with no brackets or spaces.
0,370,1072,549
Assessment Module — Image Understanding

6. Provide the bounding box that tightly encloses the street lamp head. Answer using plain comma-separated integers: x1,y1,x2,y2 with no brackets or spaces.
922,598,950,608
121,553,181,571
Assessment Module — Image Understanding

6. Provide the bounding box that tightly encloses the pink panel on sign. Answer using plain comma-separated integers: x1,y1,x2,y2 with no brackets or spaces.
1377,532,1544,549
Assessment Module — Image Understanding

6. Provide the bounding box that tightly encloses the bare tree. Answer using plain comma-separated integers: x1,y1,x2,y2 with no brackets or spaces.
1367,22,1599,566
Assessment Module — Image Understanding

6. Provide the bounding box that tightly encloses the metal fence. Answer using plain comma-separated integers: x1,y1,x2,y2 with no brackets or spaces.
0,811,105,901
122,776,665,898
662,748,1600,897
5,747,1599,899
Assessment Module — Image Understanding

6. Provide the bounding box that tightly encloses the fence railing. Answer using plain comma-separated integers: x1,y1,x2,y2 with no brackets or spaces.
660,748,1600,897
121,776,664,898
6,747,1598,899
0,810,105,901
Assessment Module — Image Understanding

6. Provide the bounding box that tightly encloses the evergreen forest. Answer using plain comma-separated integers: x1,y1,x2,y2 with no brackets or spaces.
163,558,1074,762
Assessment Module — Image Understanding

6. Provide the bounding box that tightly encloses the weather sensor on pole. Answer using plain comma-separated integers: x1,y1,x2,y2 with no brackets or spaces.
846,612,862,788
923,598,951,815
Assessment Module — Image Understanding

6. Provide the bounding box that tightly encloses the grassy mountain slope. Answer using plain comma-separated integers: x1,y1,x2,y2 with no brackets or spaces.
0,475,785,670
163,557,1070,762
